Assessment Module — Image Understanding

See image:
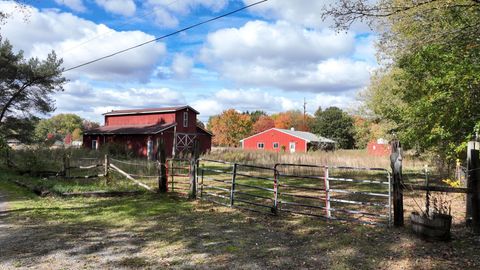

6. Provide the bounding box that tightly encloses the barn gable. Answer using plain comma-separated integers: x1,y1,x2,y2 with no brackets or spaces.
83,105,211,157
241,128,335,153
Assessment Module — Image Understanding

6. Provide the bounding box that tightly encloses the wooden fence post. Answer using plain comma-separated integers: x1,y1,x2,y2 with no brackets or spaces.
230,163,238,207
104,154,109,177
5,147,10,168
63,154,70,178
466,141,480,232
189,140,200,199
157,139,168,193
390,140,404,227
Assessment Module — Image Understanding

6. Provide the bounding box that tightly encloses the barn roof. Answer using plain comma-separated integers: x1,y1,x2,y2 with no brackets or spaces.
103,105,199,116
278,129,336,144
84,123,176,135
240,128,336,144
196,125,213,136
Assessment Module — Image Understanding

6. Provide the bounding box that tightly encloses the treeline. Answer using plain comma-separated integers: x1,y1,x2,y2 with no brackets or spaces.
326,0,480,163
2,114,99,145
206,107,383,149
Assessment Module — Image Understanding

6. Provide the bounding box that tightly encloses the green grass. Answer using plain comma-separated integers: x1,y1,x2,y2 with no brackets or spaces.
0,178,191,227
1,169,479,269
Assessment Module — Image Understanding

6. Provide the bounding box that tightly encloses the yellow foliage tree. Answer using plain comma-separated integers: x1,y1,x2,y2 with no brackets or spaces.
207,109,252,147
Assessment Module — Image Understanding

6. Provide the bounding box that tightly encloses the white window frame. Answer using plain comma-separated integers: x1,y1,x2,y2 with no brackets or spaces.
183,111,188,127
92,140,98,150
273,142,279,149
289,142,296,153
257,142,265,149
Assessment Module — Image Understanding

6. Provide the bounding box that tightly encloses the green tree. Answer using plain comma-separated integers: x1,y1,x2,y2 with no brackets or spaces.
244,110,267,123
35,114,83,142
0,38,66,126
327,0,480,160
312,107,355,149
1,115,40,143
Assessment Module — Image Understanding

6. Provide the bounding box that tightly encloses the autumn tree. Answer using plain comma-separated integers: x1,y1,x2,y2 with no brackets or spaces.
272,110,309,131
352,116,391,149
252,115,275,134
34,114,83,142
207,109,253,147
71,128,82,141
82,120,100,131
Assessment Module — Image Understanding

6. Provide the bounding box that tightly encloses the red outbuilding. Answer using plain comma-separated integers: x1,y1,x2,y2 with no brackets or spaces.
367,138,391,156
240,128,335,153
83,105,212,158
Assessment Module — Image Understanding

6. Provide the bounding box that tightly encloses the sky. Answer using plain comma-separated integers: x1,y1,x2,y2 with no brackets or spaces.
0,0,378,123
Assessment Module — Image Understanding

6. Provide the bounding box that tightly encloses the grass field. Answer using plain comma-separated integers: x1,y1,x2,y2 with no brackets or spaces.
1,167,479,269
205,148,427,171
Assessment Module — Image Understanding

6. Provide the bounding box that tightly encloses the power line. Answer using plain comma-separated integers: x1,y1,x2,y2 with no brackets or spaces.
60,0,182,56
64,0,268,72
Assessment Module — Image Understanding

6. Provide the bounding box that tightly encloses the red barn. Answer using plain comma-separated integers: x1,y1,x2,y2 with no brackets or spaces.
240,128,335,153
367,138,391,156
83,105,212,158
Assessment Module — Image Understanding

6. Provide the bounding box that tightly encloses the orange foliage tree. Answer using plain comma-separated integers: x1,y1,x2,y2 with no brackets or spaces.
207,109,252,147
272,110,311,131
252,115,275,134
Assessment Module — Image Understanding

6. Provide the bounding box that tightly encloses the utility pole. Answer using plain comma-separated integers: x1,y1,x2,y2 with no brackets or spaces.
303,97,307,131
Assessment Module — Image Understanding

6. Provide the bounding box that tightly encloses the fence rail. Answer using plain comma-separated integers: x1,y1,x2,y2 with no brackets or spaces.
194,159,393,226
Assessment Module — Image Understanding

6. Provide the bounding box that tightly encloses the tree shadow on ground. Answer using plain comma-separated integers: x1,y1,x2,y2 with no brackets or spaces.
0,193,479,269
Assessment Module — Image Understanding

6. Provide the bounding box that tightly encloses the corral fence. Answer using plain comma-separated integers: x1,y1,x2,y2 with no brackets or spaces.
193,159,393,226
167,158,191,193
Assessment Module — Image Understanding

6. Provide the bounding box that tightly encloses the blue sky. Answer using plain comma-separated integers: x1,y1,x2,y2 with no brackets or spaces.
0,0,378,123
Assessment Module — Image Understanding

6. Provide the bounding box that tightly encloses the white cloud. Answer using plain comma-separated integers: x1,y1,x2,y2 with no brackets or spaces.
309,92,357,112
171,54,194,79
191,89,303,120
202,20,354,65
0,2,166,82
54,0,86,12
200,20,374,93
243,0,330,28
145,0,228,28
95,0,136,16
55,81,186,122
152,7,179,28
243,0,373,32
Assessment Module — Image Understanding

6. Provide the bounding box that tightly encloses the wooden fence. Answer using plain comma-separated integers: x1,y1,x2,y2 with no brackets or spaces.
389,140,480,233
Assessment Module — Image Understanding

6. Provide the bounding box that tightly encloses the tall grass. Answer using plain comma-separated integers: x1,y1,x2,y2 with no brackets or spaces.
204,147,426,170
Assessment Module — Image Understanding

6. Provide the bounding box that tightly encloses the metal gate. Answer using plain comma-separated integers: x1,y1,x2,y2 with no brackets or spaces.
171,159,392,226
275,163,392,226
167,158,191,193
198,159,277,214
198,159,234,207
273,164,328,218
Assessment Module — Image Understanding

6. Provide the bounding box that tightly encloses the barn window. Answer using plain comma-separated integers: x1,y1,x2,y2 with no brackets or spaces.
257,142,265,149
273,142,279,149
92,140,98,150
183,111,188,127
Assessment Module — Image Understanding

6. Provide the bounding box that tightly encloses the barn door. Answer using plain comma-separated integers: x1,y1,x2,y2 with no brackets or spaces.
289,142,296,153
175,133,197,155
